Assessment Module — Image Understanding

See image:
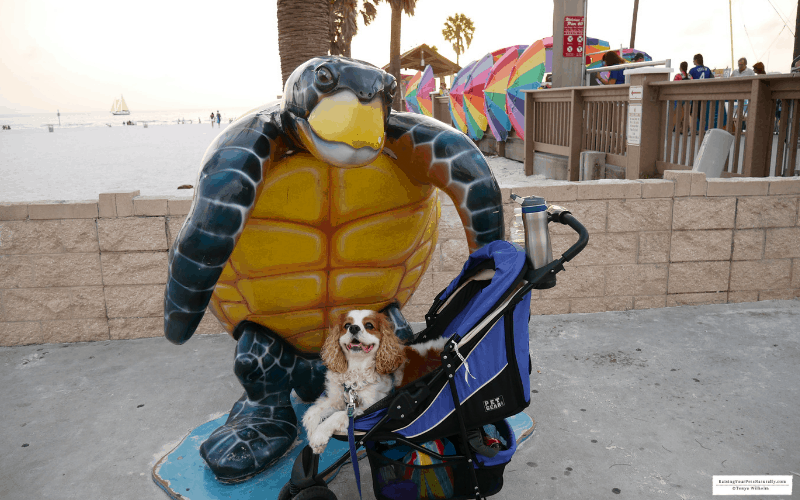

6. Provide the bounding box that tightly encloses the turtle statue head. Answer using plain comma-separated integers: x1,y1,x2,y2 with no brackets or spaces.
281,56,397,168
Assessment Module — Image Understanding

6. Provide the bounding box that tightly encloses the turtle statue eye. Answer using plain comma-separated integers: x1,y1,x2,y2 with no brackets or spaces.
315,66,336,91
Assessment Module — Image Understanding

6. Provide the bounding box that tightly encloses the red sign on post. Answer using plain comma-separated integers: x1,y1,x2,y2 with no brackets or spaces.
563,16,584,57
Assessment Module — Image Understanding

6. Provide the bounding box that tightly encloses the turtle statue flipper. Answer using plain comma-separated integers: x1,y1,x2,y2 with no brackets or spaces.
199,323,326,482
385,113,504,252
164,108,325,481
165,108,289,345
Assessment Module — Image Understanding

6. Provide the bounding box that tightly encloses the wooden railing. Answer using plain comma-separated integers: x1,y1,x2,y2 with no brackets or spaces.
653,76,799,177
524,73,800,180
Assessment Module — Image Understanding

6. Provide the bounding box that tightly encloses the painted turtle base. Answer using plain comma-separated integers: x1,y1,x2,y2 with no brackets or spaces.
153,399,535,500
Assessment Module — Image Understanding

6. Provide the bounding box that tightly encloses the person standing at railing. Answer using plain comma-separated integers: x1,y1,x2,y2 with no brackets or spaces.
689,54,714,79
752,62,766,75
674,61,690,81
598,51,628,85
731,58,755,77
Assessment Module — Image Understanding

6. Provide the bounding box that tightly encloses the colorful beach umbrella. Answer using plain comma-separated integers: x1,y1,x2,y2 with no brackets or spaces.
506,40,546,138
462,53,494,140
404,65,435,116
448,61,476,134
484,45,527,142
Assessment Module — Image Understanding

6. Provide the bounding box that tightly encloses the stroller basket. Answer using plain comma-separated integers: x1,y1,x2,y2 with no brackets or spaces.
367,418,517,500
284,211,588,500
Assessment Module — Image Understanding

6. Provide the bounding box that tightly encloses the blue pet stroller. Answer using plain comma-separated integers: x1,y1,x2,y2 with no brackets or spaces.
281,208,588,500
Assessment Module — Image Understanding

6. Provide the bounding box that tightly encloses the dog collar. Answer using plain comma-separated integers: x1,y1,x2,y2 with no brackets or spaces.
343,384,360,408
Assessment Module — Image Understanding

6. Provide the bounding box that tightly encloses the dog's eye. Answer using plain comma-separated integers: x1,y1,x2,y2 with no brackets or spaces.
365,322,374,330
343,323,351,330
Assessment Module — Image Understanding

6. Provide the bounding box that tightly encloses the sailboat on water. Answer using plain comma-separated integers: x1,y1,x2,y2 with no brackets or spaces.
111,95,130,115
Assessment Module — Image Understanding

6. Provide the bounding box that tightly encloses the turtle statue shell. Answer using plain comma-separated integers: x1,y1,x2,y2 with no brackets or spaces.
208,151,440,353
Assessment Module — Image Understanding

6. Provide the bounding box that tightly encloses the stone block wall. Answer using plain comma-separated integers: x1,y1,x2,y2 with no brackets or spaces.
404,172,800,318
1,172,798,346
0,191,223,346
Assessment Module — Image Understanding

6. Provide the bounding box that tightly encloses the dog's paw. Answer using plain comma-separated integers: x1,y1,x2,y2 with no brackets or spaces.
308,431,328,455
328,411,350,435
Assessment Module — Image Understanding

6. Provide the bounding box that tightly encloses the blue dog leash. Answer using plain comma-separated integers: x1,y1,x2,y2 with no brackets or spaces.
346,389,362,499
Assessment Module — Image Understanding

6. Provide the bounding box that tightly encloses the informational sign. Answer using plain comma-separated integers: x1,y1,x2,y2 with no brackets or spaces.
628,85,643,101
563,16,584,57
627,104,642,146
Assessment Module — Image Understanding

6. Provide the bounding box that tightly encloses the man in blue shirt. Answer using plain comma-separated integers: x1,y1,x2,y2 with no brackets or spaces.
689,54,714,79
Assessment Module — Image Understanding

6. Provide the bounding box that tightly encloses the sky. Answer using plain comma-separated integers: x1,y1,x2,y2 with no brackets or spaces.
0,0,796,113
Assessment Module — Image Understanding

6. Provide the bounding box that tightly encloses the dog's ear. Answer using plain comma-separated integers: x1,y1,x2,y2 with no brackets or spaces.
321,321,347,373
374,313,405,374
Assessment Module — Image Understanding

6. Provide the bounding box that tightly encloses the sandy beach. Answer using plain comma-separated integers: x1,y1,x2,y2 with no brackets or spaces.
0,122,544,204
0,124,220,203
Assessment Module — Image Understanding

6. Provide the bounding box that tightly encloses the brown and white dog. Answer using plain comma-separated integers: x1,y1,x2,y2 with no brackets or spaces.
302,309,446,454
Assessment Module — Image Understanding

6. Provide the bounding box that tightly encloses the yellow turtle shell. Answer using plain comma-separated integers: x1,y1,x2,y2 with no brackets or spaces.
208,151,439,354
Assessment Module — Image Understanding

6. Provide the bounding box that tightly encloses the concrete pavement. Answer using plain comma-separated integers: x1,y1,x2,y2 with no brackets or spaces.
1,300,798,499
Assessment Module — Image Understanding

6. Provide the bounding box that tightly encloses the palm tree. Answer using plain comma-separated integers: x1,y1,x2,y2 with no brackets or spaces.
277,0,331,86
330,0,380,58
442,13,475,66
387,0,417,110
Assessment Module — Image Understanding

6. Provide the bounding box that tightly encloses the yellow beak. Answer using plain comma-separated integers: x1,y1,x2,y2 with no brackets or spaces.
307,91,385,151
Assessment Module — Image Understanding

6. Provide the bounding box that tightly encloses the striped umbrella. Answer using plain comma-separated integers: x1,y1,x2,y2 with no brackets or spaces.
404,65,435,116
484,45,527,142
506,40,546,138
462,52,495,140
449,61,477,134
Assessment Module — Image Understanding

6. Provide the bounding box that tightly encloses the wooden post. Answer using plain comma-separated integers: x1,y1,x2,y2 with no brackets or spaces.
567,89,584,181
743,79,772,177
630,0,639,48
625,68,672,179
524,91,535,176
552,0,587,88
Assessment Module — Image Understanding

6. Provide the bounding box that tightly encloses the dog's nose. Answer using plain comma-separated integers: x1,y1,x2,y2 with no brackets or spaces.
348,324,361,335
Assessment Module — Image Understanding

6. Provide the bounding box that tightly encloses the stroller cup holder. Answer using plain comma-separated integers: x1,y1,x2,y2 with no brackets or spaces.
283,212,589,500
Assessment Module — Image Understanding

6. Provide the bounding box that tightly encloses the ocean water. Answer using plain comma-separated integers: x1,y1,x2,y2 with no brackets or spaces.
0,108,254,131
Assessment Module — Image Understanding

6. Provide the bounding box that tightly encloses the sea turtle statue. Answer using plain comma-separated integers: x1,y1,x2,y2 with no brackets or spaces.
164,56,504,482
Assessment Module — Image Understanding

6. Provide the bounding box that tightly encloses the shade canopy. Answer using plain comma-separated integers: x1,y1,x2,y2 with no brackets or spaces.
383,43,461,77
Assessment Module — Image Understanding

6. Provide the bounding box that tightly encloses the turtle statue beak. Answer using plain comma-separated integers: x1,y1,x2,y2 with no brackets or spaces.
295,90,386,168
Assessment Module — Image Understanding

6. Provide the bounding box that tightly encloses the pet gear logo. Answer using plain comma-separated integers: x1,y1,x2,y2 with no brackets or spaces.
484,396,505,412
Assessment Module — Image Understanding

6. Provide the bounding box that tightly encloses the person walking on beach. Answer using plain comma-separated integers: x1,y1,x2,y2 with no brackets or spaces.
674,61,690,80
689,54,713,79
731,58,754,77
210,112,215,127
216,111,221,127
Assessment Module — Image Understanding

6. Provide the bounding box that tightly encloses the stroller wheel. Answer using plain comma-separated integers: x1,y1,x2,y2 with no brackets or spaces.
278,483,338,500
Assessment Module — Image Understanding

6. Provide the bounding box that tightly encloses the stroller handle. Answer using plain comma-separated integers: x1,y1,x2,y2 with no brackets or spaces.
521,211,589,292
553,212,589,263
